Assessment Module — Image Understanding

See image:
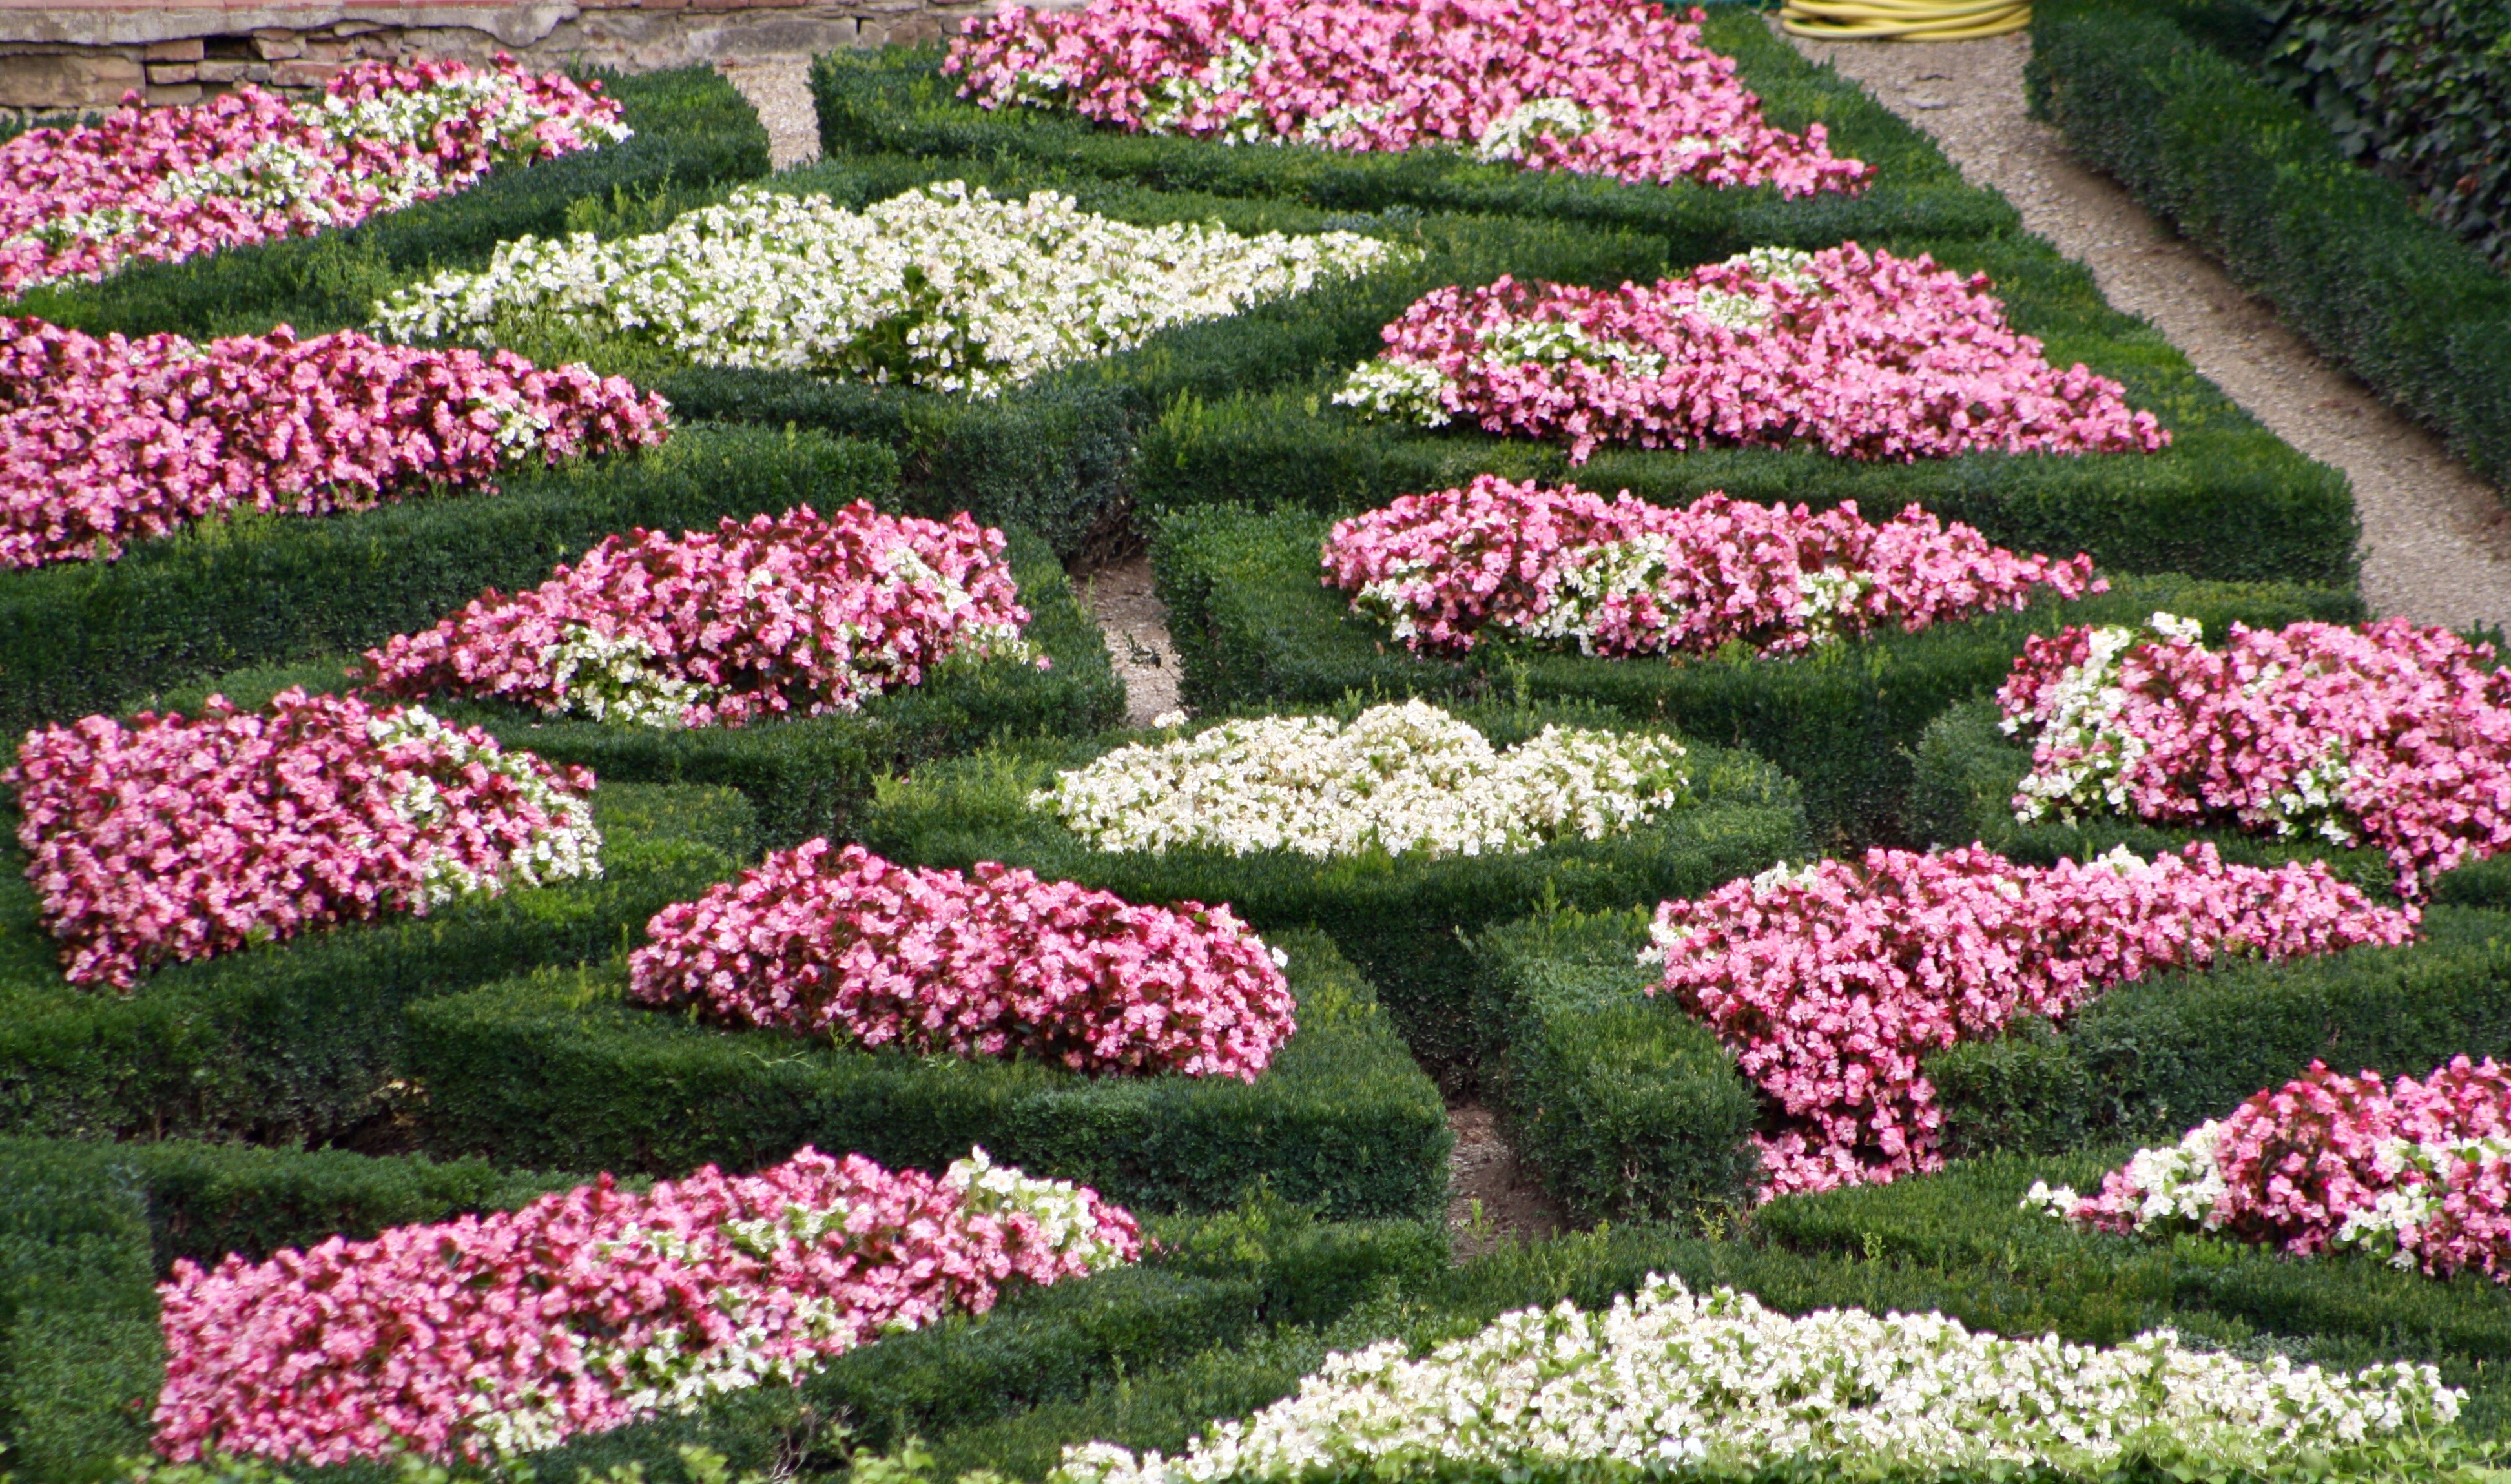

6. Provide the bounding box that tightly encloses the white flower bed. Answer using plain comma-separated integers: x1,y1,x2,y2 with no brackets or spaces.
1033,700,1690,858
374,181,1409,396
1057,1275,2463,1484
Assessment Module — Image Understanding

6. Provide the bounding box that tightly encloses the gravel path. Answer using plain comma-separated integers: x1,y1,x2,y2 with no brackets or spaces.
718,59,821,170
1079,555,1186,727
1780,26,2511,632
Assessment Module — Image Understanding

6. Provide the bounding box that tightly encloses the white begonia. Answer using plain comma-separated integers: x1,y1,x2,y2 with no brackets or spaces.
374,181,1410,398
1143,39,1275,141
366,705,604,905
2023,1120,2230,1235
1034,699,1689,860
1472,98,1601,163
538,625,725,728
1055,1275,2461,1484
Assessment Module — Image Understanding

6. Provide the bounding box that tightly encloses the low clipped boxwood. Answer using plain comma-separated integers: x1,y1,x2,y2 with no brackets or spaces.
0,782,754,1148
149,526,1122,851
852,699,1808,1078
1153,502,2362,843
0,424,899,737
408,929,1450,1221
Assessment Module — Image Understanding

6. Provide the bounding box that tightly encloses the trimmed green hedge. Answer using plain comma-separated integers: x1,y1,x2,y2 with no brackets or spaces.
408,928,1449,1220
0,781,754,1148
1135,229,2359,588
1467,905,1758,1224
0,424,898,737
808,10,2019,253
148,527,1121,850
1908,697,2511,909
1153,502,2361,842
852,700,1806,1078
2027,0,2511,502
9,65,771,341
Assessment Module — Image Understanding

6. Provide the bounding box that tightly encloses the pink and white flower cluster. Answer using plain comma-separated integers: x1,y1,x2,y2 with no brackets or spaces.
6,687,601,990
154,1146,1141,1464
2000,613,2511,895
628,840,1296,1080
0,314,667,570
2029,1056,2511,1286
1321,477,2101,660
1334,245,2169,464
1648,843,2417,1199
366,503,1037,728
0,57,625,294
946,0,1870,197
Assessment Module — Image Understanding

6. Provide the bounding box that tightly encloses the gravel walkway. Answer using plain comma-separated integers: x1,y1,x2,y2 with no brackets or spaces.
1781,26,2511,632
718,59,821,170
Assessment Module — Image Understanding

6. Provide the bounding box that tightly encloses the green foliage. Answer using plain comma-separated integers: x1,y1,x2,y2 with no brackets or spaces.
0,425,898,737
1152,502,2362,844
9,67,770,340
852,701,1807,1080
807,13,2018,254
2026,0,2511,500
1468,905,1760,1223
408,930,1451,1221
0,783,755,1147
1136,230,2359,588
152,528,1121,851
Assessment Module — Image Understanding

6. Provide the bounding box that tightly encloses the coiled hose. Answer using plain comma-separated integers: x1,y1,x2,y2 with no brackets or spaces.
1777,0,2029,41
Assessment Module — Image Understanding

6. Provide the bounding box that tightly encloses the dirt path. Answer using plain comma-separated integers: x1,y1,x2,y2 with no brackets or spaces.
719,59,820,170
1781,26,2511,632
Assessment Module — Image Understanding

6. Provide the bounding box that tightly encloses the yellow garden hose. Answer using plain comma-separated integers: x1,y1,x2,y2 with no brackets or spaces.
1778,0,2029,41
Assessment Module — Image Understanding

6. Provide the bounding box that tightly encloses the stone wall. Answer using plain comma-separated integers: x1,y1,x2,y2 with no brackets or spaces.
0,0,985,113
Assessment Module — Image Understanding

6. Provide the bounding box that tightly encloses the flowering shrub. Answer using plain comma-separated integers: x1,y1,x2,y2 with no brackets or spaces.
1036,699,1691,859
0,58,626,294
1321,476,2102,659
367,504,1034,728
1648,843,2417,1198
156,1146,1139,1463
5,688,601,989
1333,245,2169,463
946,0,1870,198
0,316,666,570
628,840,1296,1080
2000,612,2511,895
2030,1056,2511,1285
1056,1273,2461,1484
376,181,1407,397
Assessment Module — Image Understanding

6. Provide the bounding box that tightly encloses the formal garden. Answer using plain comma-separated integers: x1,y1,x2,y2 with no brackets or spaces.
4,0,2511,1478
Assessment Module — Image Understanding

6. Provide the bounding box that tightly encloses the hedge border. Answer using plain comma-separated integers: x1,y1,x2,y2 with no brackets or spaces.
1152,502,2362,843
408,927,1451,1221
2025,0,2511,504
0,781,754,1148
852,699,1808,1080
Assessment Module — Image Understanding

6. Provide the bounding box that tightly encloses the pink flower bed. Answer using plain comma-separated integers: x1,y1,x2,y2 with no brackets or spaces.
155,1146,1141,1463
2038,1057,2511,1284
1648,843,2417,1198
0,315,666,570
2001,615,2511,896
1336,245,2169,463
0,58,624,294
628,840,1296,1080
5,686,602,990
946,0,1869,197
366,503,1038,728
1321,476,2101,660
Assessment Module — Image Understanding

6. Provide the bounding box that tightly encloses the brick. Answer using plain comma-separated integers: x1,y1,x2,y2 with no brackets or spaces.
147,61,199,84
145,83,205,106
251,34,305,59
144,38,206,62
195,59,270,84
270,59,339,87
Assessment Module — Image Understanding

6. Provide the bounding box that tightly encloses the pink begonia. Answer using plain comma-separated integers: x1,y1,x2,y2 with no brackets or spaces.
946,0,1870,197
0,57,623,294
154,1146,1141,1463
366,504,1038,728
629,840,1296,1080
1649,844,2417,1199
1321,477,2101,660
1339,246,2168,464
2045,1058,2511,1285
6,687,601,990
2000,616,2511,895
0,315,668,570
